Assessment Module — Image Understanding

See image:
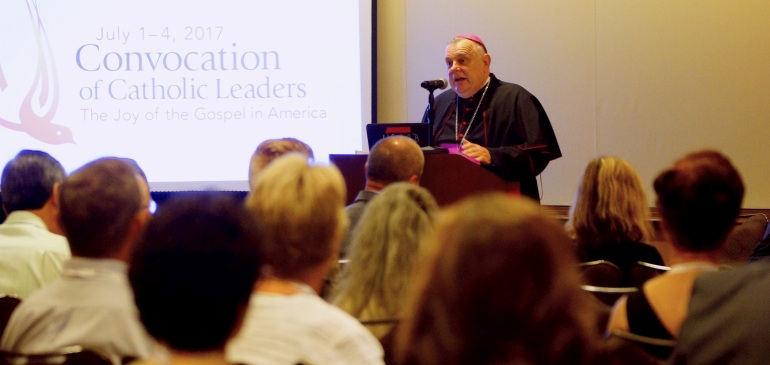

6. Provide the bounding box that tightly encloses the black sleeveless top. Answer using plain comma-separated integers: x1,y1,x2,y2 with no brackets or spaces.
626,290,674,339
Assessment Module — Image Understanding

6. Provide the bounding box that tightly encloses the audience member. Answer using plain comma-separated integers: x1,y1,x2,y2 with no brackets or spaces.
670,261,770,364
247,137,314,191
566,156,663,284
226,154,384,365
606,150,744,341
394,194,605,365
119,157,154,215
129,193,263,365
341,135,424,257
424,34,561,201
0,150,70,298
1,157,155,363
332,183,439,339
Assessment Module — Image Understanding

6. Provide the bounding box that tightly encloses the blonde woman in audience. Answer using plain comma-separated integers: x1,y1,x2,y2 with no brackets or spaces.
394,194,607,365
227,154,384,365
566,156,664,284
247,137,313,190
607,150,744,340
332,182,439,339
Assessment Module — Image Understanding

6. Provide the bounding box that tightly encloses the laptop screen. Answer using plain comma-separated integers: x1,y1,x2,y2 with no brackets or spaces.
365,123,432,149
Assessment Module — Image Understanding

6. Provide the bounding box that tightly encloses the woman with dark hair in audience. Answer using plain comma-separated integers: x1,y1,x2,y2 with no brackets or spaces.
607,150,745,340
129,193,264,365
394,194,610,365
566,156,664,283
331,182,439,339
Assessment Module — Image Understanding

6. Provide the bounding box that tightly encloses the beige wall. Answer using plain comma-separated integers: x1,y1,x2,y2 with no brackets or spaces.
375,0,408,123
378,0,770,207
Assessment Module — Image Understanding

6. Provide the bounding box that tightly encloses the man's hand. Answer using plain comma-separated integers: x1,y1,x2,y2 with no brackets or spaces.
460,140,491,165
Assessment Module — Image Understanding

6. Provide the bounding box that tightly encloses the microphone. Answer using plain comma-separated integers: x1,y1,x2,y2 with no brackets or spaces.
421,78,447,91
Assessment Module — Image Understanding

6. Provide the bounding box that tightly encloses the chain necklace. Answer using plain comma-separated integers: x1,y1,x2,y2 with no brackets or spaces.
455,77,491,143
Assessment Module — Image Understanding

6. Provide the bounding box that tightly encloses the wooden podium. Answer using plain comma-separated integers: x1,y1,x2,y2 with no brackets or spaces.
329,153,520,207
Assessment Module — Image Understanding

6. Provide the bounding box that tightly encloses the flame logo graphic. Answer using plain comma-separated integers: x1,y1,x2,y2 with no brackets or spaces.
0,0,74,144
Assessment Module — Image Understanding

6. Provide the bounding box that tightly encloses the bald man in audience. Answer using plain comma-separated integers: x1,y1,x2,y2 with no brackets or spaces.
0,150,70,298
1,158,154,364
339,136,424,258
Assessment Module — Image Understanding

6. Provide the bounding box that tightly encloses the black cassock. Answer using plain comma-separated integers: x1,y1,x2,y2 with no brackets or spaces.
423,73,562,201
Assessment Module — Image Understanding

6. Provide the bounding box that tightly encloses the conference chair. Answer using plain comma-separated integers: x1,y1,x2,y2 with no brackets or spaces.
578,260,624,288
608,329,676,360
580,285,638,307
0,346,112,365
722,213,769,264
751,234,770,263
630,261,671,288
580,289,613,335
337,259,350,271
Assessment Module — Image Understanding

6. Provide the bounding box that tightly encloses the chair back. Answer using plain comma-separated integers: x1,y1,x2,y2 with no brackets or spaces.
630,261,670,288
580,285,638,306
750,213,770,262
337,259,350,271
0,296,21,337
722,213,769,263
579,260,624,287
608,329,676,360
0,346,112,365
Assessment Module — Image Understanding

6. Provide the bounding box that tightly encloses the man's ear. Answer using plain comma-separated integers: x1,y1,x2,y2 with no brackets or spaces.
117,210,151,262
408,174,420,185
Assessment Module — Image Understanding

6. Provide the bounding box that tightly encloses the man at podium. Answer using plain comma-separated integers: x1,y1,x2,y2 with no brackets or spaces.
423,34,561,201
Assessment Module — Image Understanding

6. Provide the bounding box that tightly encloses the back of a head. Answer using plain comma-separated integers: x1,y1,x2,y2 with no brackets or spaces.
569,156,653,246
59,157,142,258
118,157,149,185
332,182,439,319
245,154,346,279
248,138,314,190
654,150,744,252
366,136,425,184
118,157,153,213
397,194,598,365
130,192,263,352
1,150,66,212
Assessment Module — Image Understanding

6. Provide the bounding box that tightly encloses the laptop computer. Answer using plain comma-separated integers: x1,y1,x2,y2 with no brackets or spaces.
365,123,432,149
